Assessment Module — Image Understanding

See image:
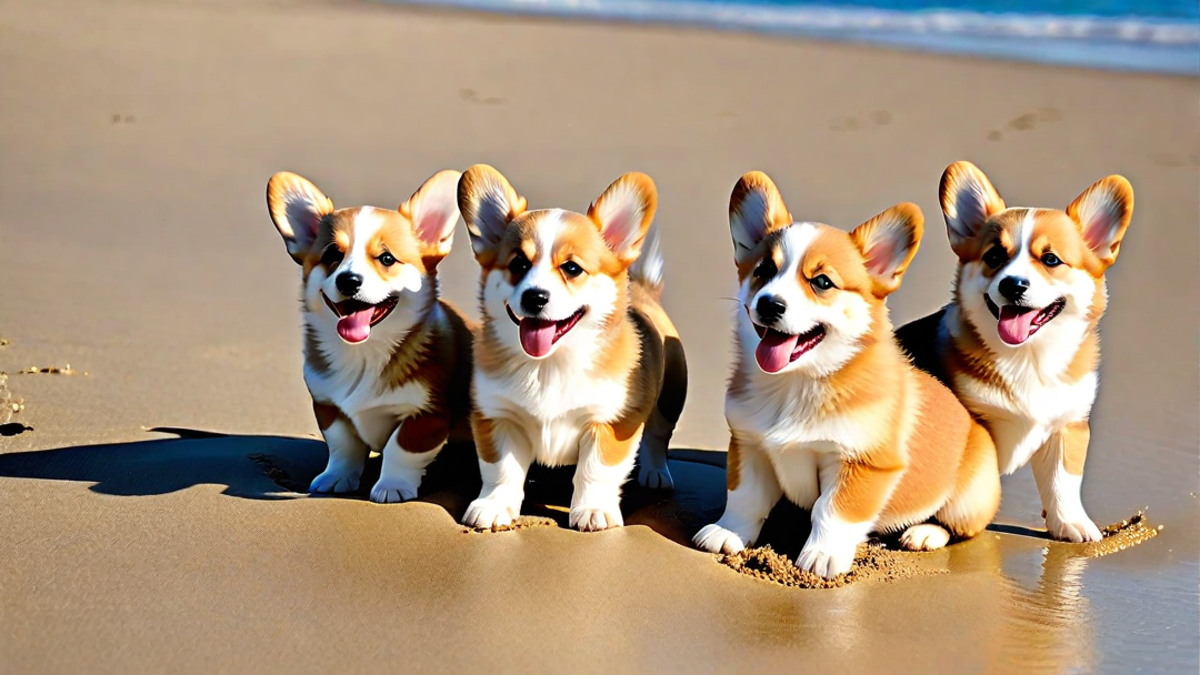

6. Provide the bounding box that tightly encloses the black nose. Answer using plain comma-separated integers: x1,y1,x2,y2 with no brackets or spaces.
756,295,787,323
336,272,363,297
998,276,1030,303
521,288,551,315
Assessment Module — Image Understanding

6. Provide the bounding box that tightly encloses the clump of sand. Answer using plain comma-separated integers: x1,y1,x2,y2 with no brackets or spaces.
717,542,944,589
1080,512,1160,558
463,516,559,534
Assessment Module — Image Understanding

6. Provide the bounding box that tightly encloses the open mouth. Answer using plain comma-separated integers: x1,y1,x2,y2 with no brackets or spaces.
322,292,399,344
507,304,586,358
985,295,1065,346
752,322,826,374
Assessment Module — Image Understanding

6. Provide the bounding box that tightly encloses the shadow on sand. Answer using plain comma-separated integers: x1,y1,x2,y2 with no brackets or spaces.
0,428,1061,551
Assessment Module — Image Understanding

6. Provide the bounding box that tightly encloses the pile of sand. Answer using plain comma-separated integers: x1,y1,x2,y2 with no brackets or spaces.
1081,512,1160,558
463,516,559,534
717,542,944,589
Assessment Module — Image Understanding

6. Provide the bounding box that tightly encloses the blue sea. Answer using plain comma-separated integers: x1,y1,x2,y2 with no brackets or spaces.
385,0,1199,74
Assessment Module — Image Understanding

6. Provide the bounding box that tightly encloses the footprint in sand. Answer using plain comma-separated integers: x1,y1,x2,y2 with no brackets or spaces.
1006,106,1063,133
830,112,892,132
459,88,506,105
1150,152,1186,168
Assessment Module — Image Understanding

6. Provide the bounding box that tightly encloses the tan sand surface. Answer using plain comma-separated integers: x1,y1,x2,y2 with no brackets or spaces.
1,0,1197,672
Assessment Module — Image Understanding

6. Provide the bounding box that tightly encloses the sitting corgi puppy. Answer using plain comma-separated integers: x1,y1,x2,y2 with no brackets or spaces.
694,171,1000,578
457,165,688,532
266,170,474,503
897,162,1135,543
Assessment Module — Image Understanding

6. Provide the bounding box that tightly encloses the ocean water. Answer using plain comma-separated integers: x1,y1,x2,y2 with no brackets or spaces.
383,0,1200,74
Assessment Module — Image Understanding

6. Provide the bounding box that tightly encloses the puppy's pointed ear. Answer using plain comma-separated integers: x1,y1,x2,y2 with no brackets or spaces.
1066,175,1134,272
588,172,658,266
850,202,924,297
267,172,334,264
458,164,527,265
940,161,1005,259
729,171,792,267
400,169,463,271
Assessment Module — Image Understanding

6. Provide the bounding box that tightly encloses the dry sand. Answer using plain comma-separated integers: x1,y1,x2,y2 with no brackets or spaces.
1,0,1197,672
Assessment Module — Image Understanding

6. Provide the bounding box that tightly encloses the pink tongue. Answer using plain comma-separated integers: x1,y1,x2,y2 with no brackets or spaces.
337,309,373,344
519,319,558,358
997,306,1037,345
755,330,800,374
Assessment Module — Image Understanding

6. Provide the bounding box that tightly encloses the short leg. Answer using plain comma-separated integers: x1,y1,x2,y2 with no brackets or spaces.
462,413,532,529
309,403,369,494
370,412,450,504
636,408,676,490
900,523,951,551
693,437,782,554
637,336,686,490
1033,421,1101,543
798,457,902,578
936,421,1001,539
569,422,641,532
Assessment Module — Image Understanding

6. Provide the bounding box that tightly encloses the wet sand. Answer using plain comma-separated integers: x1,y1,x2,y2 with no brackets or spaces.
1,0,1197,672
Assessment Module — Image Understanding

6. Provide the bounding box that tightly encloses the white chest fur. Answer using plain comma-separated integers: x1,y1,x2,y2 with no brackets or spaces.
954,358,1097,475
303,318,430,451
474,350,629,468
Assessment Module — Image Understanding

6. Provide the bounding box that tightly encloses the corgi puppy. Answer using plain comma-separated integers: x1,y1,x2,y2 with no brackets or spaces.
897,162,1135,543
266,170,474,503
456,165,688,532
694,171,1000,578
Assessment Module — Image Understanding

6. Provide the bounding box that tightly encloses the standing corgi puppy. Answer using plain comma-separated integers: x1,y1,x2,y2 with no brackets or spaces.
266,170,474,503
897,162,1135,543
457,165,688,532
694,172,1000,578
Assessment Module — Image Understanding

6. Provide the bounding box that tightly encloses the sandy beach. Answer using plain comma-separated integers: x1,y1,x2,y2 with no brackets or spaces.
1,0,1197,672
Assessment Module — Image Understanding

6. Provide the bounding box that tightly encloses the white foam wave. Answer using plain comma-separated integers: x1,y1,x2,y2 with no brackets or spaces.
387,0,1200,73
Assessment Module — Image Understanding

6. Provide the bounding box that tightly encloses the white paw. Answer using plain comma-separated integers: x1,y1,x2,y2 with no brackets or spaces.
693,524,746,554
637,464,674,490
1046,513,1103,543
462,498,520,529
899,524,951,551
796,545,855,579
569,505,624,532
309,467,361,494
369,476,419,504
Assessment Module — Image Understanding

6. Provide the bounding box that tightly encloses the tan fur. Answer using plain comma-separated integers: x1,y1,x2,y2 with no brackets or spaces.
459,165,687,530
704,171,1001,571
266,170,473,499
897,161,1135,543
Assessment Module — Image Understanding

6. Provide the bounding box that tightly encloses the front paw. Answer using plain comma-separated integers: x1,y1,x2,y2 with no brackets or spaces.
1046,513,1103,543
462,498,520,529
637,464,674,490
569,505,624,532
369,475,419,504
309,467,361,494
796,544,856,579
693,524,746,555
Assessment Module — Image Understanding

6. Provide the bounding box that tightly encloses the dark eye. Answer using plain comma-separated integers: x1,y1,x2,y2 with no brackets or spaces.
811,274,834,291
508,254,531,278
754,259,777,281
560,261,583,278
983,245,1008,269
321,245,344,267
378,251,396,267
1041,253,1062,267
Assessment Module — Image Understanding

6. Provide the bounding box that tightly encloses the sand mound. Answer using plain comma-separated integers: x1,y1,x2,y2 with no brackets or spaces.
463,516,559,534
1080,512,1160,558
717,542,945,589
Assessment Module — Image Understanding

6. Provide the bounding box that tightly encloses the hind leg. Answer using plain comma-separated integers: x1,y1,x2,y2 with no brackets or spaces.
936,422,1001,540
637,408,676,489
637,336,687,490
